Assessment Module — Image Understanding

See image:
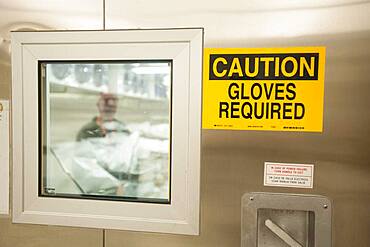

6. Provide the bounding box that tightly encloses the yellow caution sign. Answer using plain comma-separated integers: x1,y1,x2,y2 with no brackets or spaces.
202,47,325,132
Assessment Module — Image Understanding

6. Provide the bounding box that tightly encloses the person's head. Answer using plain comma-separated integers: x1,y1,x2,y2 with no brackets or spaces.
97,93,118,121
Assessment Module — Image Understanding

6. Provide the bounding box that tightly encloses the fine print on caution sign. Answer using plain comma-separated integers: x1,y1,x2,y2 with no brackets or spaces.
202,47,326,132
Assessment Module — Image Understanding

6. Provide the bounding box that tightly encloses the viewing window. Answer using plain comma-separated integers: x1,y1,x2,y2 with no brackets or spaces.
12,29,202,234
40,61,172,203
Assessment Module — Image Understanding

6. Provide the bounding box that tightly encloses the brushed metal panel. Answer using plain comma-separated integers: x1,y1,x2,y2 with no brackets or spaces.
106,32,370,247
0,217,103,247
0,23,368,247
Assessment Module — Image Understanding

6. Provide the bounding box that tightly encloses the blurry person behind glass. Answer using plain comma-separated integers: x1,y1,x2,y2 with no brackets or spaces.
76,93,130,141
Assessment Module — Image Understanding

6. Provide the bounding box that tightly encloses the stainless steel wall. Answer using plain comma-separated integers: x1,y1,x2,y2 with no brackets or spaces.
103,31,370,247
0,31,369,247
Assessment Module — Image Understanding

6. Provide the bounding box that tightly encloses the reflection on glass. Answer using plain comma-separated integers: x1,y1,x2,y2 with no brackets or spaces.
40,61,172,203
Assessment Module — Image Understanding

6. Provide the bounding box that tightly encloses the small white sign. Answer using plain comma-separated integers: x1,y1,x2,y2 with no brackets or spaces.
0,100,9,214
264,162,314,189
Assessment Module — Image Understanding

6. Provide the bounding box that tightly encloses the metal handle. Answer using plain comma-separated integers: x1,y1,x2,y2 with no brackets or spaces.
265,219,303,247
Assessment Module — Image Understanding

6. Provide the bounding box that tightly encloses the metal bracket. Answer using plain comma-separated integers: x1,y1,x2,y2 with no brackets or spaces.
241,192,332,247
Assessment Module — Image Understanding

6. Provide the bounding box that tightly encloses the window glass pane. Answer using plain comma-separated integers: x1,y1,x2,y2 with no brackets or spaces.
40,61,172,203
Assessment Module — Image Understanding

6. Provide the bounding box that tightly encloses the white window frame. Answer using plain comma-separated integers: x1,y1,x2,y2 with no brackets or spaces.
11,29,203,235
